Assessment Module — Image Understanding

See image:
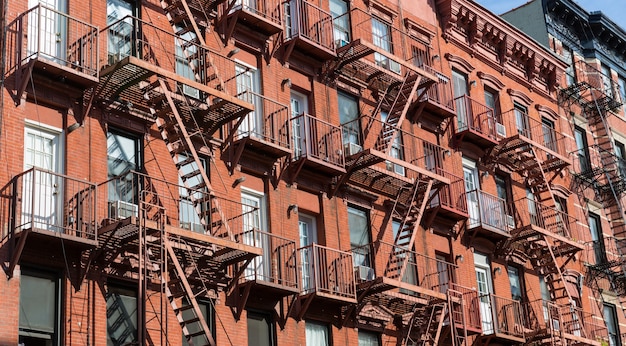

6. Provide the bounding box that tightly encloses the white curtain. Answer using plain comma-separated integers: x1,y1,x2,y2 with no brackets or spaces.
306,321,329,346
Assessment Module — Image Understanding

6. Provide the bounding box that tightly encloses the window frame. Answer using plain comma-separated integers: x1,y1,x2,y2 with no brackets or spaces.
19,268,62,346
247,310,276,346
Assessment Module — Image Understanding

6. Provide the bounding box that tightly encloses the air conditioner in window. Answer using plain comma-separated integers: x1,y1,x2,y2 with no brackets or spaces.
180,221,206,233
344,142,363,156
108,201,138,219
496,122,507,138
335,38,349,48
506,214,515,228
182,83,200,99
354,265,375,282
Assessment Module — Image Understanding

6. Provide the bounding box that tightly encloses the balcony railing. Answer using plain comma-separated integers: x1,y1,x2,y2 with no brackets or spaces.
0,167,97,242
298,243,356,301
291,113,345,168
102,171,258,240
524,299,560,335
512,197,581,242
585,236,626,269
420,67,455,116
499,109,567,157
465,190,511,235
352,241,456,295
101,15,242,95
342,115,448,176
454,95,497,141
6,4,99,77
285,0,335,52
479,294,524,339
237,91,291,149
561,306,602,341
450,284,482,332
566,60,622,105
430,172,468,216
229,0,283,27
238,229,298,290
525,300,607,343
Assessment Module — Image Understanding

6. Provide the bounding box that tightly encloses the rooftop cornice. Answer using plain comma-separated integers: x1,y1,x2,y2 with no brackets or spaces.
437,0,567,92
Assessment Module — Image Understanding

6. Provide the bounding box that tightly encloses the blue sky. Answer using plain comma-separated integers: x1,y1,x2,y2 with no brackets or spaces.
475,0,626,29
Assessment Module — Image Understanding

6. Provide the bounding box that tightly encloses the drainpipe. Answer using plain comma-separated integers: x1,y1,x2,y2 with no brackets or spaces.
0,0,7,155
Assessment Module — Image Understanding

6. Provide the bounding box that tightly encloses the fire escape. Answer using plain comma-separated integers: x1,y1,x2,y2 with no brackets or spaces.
486,95,589,344
561,60,626,318
84,1,265,344
321,8,463,344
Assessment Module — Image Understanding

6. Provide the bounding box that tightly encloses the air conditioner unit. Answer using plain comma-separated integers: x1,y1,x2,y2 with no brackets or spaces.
506,214,515,228
181,221,206,233
344,142,363,156
108,201,138,219
335,38,349,48
354,265,375,282
496,122,507,138
182,83,200,99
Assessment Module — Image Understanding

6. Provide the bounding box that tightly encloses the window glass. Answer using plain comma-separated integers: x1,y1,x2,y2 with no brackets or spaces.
349,206,371,267
248,311,274,346
106,285,138,346
508,266,522,302
358,330,380,346
19,271,59,345
306,321,329,346
182,299,215,345
330,0,349,46
604,304,621,346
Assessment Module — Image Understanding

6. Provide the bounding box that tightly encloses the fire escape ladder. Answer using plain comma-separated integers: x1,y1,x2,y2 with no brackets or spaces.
374,73,421,155
447,288,467,346
385,180,434,280
164,239,216,346
150,78,234,239
402,302,446,346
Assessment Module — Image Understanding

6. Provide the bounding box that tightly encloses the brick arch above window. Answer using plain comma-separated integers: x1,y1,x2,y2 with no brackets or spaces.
535,104,559,122
507,88,533,107
477,71,504,90
445,53,474,75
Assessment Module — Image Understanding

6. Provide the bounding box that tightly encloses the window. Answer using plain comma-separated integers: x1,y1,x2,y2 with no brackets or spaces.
496,174,512,228
513,102,529,136
562,45,575,86
291,91,310,158
236,63,262,137
526,187,537,225
358,330,380,346
247,311,275,346
339,92,361,155
182,299,216,345
463,157,480,227
436,253,451,293
349,206,371,268
19,269,60,345
393,219,417,293
574,126,590,173
175,24,200,98
330,0,350,47
382,111,405,176
474,252,494,334
107,0,136,64
106,284,138,346
241,189,270,280
107,130,141,218
452,69,469,129
484,88,500,122
371,17,399,73
299,213,318,291
589,212,606,265
619,76,626,105
601,64,613,97
178,153,207,233
616,140,626,177
604,303,622,346
541,117,557,152
306,321,330,346
508,266,523,302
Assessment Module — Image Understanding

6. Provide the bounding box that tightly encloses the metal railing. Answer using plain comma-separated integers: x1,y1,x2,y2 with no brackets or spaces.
237,91,291,149
430,172,467,214
101,171,258,239
238,229,298,290
333,8,431,70
0,167,97,241
454,95,497,140
100,15,243,95
285,0,334,51
6,4,99,76
450,284,482,332
569,60,622,104
298,243,356,300
512,197,581,241
499,109,567,157
584,236,626,267
352,241,457,294
570,145,626,182
341,115,448,176
480,294,525,339
228,0,282,26
523,299,560,334
465,189,511,234
290,113,345,168
420,67,455,114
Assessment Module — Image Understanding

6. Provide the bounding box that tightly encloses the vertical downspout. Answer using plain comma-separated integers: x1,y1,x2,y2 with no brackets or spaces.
0,0,7,157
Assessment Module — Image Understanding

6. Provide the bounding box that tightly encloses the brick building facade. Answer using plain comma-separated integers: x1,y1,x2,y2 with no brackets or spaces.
0,0,623,345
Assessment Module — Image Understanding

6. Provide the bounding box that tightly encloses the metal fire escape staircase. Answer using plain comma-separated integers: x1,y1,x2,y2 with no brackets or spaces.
332,71,423,195
561,69,626,316
487,114,583,343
